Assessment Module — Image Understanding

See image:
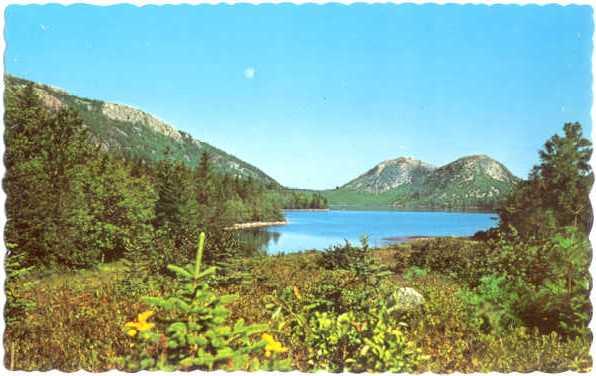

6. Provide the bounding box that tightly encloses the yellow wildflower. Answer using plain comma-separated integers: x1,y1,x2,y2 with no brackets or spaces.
261,333,287,358
138,310,154,322
293,286,302,300
125,310,155,335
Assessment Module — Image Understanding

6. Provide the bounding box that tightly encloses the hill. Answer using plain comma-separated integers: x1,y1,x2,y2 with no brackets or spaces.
342,157,435,193
4,75,279,186
324,155,519,210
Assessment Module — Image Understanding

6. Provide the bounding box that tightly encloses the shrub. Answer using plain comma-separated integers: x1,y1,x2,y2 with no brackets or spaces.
480,327,591,372
401,229,592,337
120,232,291,371
266,277,427,372
403,238,496,286
4,245,37,325
490,227,592,336
319,237,391,286
458,274,520,335
403,266,428,281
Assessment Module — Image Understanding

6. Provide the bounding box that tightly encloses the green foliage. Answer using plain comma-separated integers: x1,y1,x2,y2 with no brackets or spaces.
4,83,158,268
3,261,157,371
403,266,428,281
400,228,591,337
398,237,495,286
282,190,328,209
318,237,392,284
493,227,592,336
120,233,291,371
4,75,278,185
4,244,37,325
499,122,592,238
479,327,592,372
267,280,427,372
319,188,405,210
406,272,591,372
3,82,287,269
5,247,591,372
458,274,520,335
3,78,593,372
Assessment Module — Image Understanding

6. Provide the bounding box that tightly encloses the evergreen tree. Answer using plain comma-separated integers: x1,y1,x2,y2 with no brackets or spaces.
499,122,593,238
154,153,199,254
195,151,211,205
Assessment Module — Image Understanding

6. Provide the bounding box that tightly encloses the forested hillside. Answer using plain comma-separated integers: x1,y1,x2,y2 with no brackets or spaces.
4,75,278,185
3,79,325,270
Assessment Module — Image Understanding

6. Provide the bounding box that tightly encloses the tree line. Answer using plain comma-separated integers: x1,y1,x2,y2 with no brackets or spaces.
282,191,328,210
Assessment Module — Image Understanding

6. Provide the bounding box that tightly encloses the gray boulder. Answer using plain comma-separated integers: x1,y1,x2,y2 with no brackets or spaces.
388,287,425,311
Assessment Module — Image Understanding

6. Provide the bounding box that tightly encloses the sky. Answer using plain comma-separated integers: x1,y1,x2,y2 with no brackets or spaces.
4,4,594,189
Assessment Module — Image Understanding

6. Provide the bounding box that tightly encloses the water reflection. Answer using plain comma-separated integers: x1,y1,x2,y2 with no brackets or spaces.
237,229,281,254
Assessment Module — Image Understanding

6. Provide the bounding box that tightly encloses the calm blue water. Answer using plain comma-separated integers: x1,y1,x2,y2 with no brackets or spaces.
246,210,497,254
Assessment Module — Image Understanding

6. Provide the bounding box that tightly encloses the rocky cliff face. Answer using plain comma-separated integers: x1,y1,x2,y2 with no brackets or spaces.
343,157,435,193
6,75,279,186
100,102,185,142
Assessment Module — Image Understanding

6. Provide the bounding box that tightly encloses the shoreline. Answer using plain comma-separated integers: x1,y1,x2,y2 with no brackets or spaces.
284,208,330,212
327,205,497,214
226,221,288,230
382,235,436,244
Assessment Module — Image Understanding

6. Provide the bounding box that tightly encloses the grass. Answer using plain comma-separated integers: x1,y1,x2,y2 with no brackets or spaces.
4,240,592,372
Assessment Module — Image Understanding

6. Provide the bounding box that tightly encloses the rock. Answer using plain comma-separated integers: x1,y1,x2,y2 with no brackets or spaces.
388,287,425,311
343,157,435,193
101,102,183,142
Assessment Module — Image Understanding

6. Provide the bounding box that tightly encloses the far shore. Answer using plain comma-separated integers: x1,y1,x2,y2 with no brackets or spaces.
226,221,288,230
284,208,330,212
381,235,435,244
382,235,474,245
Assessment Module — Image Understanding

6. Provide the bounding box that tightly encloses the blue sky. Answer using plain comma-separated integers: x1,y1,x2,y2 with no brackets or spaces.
4,4,593,189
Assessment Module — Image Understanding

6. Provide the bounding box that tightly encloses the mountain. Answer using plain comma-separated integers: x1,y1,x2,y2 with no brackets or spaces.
342,157,436,193
4,75,279,186
325,155,519,210
392,155,519,209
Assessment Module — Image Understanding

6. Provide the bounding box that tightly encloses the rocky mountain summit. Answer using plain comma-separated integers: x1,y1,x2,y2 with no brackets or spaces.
343,157,435,193
5,75,279,186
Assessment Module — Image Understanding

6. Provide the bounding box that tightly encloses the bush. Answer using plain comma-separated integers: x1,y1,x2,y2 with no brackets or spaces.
480,327,591,372
4,245,37,325
266,273,427,372
319,237,391,286
402,228,592,337
458,274,520,335
490,227,592,336
400,238,496,286
119,233,291,371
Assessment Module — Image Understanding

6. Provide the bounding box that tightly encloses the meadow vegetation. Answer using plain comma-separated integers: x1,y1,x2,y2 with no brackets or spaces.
3,82,593,371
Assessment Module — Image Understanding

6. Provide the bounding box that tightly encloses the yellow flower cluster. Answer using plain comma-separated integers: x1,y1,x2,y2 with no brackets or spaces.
293,286,302,300
261,333,287,358
125,310,155,337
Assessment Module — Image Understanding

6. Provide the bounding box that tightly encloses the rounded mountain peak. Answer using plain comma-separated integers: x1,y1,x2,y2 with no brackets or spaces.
437,154,518,183
343,156,435,193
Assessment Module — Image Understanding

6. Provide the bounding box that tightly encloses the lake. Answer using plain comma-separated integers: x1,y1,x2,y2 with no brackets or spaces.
242,210,497,254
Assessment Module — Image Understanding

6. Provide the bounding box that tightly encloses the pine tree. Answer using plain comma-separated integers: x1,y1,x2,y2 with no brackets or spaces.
499,122,593,238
